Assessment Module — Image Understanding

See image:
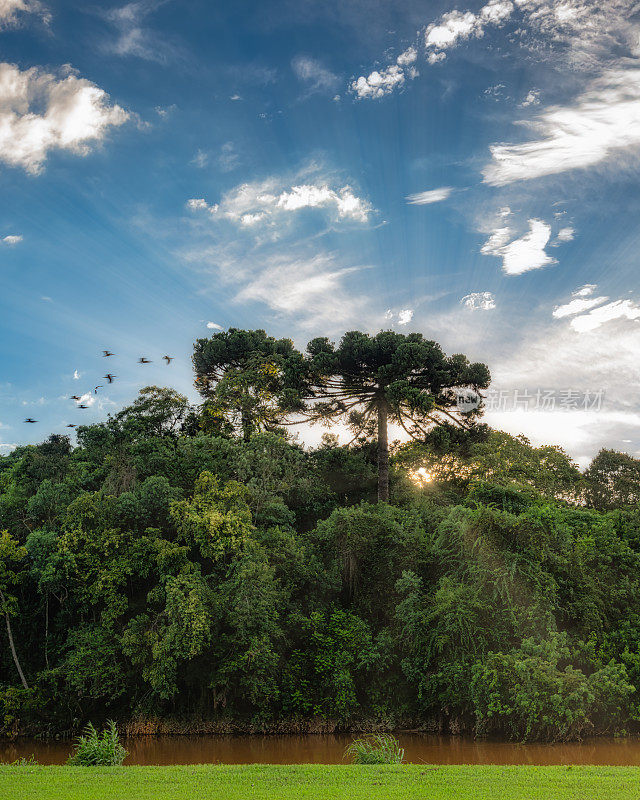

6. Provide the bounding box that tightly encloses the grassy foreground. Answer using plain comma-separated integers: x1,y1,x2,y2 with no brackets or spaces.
4,764,640,800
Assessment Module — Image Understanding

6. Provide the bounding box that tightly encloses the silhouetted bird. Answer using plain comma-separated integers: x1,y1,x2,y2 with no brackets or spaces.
138,357,152,364
70,395,81,401
163,355,174,364
66,424,77,428
102,350,114,357
103,374,116,383
24,418,37,423
78,404,89,409
94,386,102,394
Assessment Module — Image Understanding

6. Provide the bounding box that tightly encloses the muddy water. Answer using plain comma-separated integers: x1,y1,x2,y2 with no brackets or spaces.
5,734,640,765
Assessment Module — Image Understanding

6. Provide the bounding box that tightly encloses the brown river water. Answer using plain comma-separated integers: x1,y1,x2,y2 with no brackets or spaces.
5,734,640,765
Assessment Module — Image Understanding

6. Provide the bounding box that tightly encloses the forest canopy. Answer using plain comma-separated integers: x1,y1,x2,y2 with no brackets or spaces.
2,330,640,742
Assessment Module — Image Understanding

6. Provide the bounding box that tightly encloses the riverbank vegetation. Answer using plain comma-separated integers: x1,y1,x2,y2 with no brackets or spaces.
6,764,640,800
3,329,640,742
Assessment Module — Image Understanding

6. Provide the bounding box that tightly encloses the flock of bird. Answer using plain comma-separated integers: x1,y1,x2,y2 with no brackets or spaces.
23,351,174,425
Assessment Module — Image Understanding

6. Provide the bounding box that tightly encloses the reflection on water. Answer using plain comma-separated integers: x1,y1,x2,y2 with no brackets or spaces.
4,733,640,766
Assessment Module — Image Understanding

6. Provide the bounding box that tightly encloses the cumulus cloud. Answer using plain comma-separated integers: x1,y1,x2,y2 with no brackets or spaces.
461,291,496,310
73,369,80,380
520,89,540,107
406,186,454,205
0,0,48,28
206,321,223,330
292,55,340,94
484,68,640,185
482,218,555,275
2,234,22,245
0,63,129,174
351,65,406,100
397,308,414,325
188,175,373,228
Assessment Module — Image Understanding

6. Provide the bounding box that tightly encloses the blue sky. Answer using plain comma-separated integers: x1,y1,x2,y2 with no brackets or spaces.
2,0,640,466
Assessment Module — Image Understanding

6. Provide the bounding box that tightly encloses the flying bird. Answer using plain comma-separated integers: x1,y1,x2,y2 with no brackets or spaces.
102,350,114,357
78,404,89,409
103,374,116,383
24,418,37,423
70,395,81,401
94,386,103,394
163,355,173,364
138,357,152,364
66,424,77,428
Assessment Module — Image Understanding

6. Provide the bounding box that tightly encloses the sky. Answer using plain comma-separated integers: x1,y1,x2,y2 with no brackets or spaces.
2,0,640,468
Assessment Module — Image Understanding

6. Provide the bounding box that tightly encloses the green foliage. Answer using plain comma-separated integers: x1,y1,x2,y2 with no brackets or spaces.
345,734,405,764
67,721,127,766
3,374,640,743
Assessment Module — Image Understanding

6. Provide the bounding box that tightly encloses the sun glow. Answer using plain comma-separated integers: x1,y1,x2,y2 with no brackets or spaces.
410,467,433,485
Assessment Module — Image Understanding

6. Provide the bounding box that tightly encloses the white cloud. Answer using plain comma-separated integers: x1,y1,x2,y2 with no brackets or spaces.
103,1,177,63
234,253,367,328
406,186,454,205
396,46,418,66
553,290,608,319
73,369,80,380
484,67,640,185
0,0,48,28
351,65,406,100
0,63,128,175
482,218,555,275
77,392,95,408
206,321,223,330
570,299,640,332
190,176,373,227
520,89,540,107
187,198,218,214
556,226,575,242
574,284,597,297
461,291,496,310
2,234,22,245
397,309,414,325
292,55,340,94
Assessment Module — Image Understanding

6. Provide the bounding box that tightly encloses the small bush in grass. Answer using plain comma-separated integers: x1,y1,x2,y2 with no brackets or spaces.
345,734,405,764
67,720,127,766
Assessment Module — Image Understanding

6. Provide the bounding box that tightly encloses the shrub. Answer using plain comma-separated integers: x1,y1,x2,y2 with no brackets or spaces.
67,720,127,766
345,734,404,764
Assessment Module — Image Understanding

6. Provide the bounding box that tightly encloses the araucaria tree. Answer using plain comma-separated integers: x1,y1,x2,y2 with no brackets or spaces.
302,331,491,501
193,329,490,501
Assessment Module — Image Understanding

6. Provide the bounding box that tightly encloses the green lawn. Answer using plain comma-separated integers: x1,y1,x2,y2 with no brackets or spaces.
4,764,640,800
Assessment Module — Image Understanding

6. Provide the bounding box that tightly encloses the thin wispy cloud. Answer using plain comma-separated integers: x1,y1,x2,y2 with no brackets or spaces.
292,55,340,95
484,68,640,185
0,0,49,29
102,0,179,63
2,234,22,245
406,187,454,205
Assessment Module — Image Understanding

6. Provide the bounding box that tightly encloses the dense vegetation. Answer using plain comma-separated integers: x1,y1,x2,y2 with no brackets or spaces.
2,330,640,742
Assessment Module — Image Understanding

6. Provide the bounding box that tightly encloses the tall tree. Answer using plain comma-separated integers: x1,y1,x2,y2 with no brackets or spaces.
192,329,308,441
0,531,29,689
302,331,490,501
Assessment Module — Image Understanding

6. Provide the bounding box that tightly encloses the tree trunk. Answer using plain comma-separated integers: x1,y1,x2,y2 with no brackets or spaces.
377,400,389,502
0,588,29,690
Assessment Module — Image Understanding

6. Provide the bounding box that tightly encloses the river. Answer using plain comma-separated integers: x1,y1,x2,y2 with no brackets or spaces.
4,734,640,765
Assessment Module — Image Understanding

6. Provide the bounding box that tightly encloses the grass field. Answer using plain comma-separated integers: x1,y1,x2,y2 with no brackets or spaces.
4,764,640,800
